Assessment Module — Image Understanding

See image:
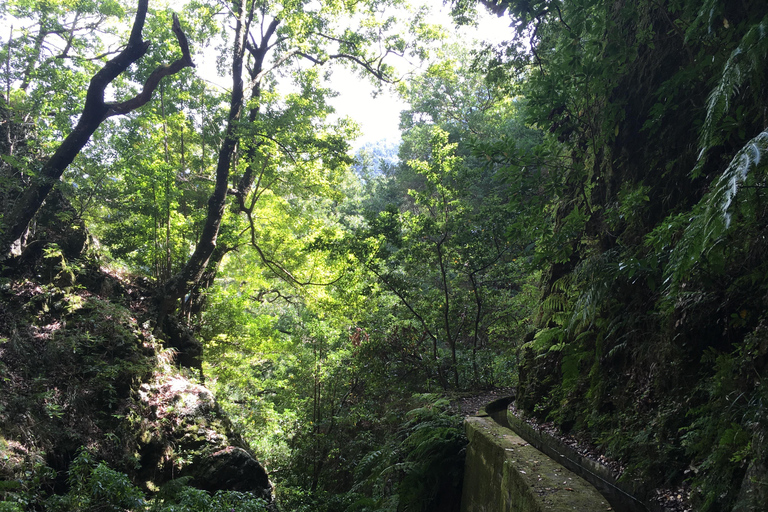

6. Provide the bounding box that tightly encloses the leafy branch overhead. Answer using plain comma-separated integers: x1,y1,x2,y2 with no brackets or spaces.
2,0,194,259
160,0,438,314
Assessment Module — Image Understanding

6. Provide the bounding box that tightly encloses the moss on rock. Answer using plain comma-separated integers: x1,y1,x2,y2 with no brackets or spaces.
0,267,273,506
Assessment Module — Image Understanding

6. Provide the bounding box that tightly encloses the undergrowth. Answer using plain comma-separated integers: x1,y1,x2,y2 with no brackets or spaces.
0,448,270,512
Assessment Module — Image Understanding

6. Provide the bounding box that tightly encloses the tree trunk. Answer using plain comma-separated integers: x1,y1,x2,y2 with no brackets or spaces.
159,0,248,314
1,0,194,259
436,239,460,389
159,10,282,316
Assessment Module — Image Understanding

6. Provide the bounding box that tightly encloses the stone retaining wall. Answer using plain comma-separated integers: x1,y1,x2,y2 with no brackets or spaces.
460,414,614,512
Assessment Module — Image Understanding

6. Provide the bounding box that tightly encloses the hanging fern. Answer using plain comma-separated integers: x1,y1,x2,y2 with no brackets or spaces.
666,129,768,287
348,398,465,512
697,14,768,170
697,0,724,35
714,130,768,229
530,326,566,354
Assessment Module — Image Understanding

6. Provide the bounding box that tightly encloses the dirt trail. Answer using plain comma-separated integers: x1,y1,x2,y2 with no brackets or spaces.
454,387,514,417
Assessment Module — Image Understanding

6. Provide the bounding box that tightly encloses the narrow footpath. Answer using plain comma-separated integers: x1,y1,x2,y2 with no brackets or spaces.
456,388,693,512
454,387,515,417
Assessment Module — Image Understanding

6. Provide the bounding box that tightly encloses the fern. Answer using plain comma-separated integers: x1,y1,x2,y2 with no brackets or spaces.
696,0,723,36
568,254,620,333
538,274,573,331
697,14,768,169
530,327,565,353
355,450,384,481
712,130,768,230
350,398,465,512
666,129,768,287
540,293,567,317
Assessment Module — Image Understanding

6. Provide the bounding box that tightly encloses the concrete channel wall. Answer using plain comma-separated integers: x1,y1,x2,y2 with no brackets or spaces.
460,413,614,512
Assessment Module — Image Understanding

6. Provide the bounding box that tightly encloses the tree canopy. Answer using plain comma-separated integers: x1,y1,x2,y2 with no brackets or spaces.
2,0,768,510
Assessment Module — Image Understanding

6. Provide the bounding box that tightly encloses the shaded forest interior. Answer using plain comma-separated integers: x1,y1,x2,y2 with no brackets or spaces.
1,0,768,511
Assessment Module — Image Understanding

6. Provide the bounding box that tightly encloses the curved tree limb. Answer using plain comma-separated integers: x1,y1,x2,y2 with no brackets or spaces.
245,207,345,287
2,0,194,258
108,15,195,117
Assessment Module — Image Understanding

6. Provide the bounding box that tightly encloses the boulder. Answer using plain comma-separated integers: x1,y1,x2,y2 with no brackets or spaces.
192,446,271,493
136,376,273,501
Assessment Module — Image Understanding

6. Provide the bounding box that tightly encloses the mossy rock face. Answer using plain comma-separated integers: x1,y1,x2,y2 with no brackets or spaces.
516,343,561,415
0,284,155,478
0,436,46,482
191,446,271,493
136,376,272,500
160,316,203,371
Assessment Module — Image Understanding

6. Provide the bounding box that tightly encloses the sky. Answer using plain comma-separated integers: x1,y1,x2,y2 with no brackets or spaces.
327,5,514,148
0,0,514,148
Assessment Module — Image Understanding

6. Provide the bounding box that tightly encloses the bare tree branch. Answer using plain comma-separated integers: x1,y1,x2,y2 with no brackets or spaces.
296,50,397,83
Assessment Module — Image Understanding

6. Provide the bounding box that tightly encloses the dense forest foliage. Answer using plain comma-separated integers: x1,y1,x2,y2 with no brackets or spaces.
1,0,767,511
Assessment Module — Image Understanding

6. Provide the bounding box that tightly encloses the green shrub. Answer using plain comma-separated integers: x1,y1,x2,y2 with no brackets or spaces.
45,448,269,512
350,396,467,512
46,448,145,512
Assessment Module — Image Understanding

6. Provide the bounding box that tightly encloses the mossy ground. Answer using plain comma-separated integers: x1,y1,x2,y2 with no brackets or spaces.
0,253,272,509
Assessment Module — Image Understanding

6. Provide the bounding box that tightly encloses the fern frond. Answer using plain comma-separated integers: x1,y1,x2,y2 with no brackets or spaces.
569,282,608,333
550,311,570,326
668,129,768,286
701,129,767,238
686,0,721,39
540,293,567,317
550,274,573,293
606,339,629,359
564,249,625,333
356,450,385,480
530,327,565,354
698,15,768,169
714,131,768,229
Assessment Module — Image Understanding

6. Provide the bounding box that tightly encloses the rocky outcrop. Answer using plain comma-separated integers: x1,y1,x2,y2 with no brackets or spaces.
1,98,273,506
194,446,271,493
135,376,272,499
0,269,273,504
160,316,203,371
